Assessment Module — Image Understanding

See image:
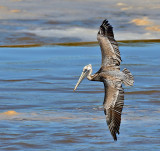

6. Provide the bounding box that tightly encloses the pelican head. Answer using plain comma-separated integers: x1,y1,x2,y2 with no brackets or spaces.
74,64,92,91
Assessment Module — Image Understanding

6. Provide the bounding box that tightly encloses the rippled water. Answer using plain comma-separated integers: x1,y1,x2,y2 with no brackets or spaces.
0,42,159,150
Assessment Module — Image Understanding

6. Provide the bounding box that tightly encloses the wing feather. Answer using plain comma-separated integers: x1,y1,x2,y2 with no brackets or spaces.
103,79,124,141
97,20,122,67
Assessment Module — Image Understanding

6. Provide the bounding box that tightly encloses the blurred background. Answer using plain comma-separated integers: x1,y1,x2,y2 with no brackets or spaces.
0,0,160,46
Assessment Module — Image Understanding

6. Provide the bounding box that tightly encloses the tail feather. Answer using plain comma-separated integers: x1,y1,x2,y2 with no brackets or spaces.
122,68,134,86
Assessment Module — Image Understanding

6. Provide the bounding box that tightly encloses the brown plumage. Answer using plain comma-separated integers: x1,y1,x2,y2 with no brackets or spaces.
74,19,134,141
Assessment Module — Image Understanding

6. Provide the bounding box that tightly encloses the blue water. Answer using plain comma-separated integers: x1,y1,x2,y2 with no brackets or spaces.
0,43,160,150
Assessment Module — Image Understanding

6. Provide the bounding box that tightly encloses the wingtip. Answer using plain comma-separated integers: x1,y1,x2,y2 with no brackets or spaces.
112,133,118,141
101,19,112,28
102,19,108,24
114,138,117,141
99,19,113,37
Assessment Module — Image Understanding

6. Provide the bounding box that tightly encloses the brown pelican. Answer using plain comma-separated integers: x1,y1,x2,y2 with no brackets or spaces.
74,19,134,141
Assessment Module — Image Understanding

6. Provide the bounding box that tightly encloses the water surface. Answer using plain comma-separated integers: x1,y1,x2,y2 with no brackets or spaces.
0,42,160,150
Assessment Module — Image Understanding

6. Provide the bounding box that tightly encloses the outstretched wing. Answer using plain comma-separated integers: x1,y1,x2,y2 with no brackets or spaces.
97,20,121,67
103,79,124,141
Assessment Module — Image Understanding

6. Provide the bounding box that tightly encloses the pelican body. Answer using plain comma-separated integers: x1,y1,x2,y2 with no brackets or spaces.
74,20,134,141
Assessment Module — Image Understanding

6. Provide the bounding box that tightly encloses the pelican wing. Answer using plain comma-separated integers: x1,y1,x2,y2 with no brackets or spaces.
103,79,124,141
97,20,121,67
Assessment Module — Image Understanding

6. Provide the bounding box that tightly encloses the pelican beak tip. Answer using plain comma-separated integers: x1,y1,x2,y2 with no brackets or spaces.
74,68,88,92
73,86,77,92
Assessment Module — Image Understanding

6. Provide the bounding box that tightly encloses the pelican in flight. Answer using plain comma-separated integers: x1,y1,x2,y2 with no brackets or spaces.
74,19,134,141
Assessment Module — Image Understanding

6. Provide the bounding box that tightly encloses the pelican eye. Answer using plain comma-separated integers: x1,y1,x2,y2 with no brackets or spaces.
84,69,88,72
